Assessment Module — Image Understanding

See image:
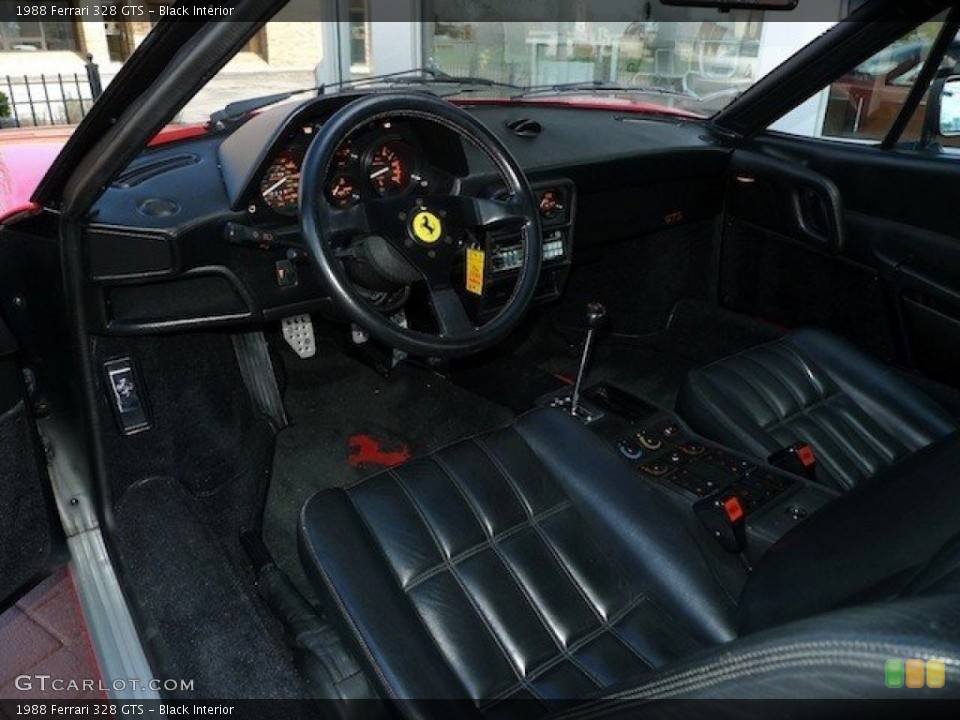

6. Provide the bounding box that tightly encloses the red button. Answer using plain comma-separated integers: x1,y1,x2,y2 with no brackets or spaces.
797,444,816,467
723,496,744,524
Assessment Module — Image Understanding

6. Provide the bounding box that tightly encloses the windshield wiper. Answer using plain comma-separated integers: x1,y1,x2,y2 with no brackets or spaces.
512,80,698,101
208,68,522,128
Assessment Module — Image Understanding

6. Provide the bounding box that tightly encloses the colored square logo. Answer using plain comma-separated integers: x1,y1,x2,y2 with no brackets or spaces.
885,659,904,688
906,659,925,688
927,660,946,689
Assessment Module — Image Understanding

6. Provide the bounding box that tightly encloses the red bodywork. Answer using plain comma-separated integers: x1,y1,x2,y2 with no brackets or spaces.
0,98,702,223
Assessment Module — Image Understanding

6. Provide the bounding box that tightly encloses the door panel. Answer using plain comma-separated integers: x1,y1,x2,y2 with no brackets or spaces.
721,133,960,386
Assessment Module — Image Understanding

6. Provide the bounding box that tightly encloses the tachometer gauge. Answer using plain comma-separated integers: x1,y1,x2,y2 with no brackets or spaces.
327,174,360,208
259,152,301,215
367,140,414,197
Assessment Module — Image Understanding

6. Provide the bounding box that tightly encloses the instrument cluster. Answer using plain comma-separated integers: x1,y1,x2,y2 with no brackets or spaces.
256,120,432,218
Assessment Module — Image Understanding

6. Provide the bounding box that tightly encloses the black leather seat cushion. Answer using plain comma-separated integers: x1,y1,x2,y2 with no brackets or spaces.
676,328,956,491
299,410,742,712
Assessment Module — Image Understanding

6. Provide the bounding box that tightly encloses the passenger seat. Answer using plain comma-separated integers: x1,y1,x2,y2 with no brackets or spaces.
676,328,956,491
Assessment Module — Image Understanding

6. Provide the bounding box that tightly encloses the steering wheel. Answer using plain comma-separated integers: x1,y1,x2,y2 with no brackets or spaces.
299,92,542,358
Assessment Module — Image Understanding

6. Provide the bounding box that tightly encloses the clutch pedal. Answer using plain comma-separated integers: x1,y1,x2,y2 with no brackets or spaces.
281,314,316,359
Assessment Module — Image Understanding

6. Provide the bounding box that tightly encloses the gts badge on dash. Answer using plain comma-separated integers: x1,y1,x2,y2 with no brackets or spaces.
411,210,443,244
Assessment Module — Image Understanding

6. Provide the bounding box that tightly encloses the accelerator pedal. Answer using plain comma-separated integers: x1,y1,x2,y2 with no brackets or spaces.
282,314,317,359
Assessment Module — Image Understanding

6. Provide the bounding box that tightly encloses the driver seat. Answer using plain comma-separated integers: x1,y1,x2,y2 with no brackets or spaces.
299,410,960,713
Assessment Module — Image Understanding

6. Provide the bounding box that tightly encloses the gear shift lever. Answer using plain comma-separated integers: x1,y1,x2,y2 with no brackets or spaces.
570,302,607,418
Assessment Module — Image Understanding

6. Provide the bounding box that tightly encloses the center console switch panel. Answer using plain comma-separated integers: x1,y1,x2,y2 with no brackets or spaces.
573,384,838,561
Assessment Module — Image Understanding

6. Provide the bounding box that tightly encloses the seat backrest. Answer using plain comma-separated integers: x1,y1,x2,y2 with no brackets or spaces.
738,433,960,634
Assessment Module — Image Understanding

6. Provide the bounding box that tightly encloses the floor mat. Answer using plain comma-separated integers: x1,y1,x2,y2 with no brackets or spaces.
114,477,304,700
264,340,514,599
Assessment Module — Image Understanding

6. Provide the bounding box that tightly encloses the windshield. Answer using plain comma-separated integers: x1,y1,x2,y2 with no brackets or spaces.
0,15,826,129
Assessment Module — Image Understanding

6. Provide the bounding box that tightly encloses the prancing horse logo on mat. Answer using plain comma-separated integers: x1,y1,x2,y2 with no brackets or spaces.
348,434,412,469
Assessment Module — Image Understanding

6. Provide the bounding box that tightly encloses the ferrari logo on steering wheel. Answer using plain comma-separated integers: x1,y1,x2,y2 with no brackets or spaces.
411,210,443,244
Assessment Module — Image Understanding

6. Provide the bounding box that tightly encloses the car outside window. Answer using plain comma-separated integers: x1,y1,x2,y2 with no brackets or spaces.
774,17,960,150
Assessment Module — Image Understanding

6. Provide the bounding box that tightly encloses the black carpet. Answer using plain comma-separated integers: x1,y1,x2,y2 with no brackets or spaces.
113,476,305,700
263,340,514,599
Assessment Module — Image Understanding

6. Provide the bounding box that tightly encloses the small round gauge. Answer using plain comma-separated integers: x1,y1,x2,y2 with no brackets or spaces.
334,141,359,167
327,173,360,208
367,140,414,197
259,152,301,215
539,189,564,220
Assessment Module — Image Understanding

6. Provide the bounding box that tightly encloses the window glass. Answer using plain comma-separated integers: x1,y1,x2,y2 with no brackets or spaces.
425,16,771,116
774,19,960,145
0,20,78,52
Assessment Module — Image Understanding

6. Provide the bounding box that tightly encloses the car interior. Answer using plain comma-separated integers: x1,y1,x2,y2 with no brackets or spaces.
2,0,960,714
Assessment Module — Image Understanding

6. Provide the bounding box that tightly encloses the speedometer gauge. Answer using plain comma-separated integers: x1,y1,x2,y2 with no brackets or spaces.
368,140,414,197
259,152,301,215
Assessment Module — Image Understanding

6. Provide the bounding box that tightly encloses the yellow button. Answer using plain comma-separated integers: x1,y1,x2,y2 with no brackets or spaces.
927,659,946,689
411,210,442,244
906,659,925,688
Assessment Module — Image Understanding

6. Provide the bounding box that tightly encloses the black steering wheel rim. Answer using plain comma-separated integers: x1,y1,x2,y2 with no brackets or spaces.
299,92,542,358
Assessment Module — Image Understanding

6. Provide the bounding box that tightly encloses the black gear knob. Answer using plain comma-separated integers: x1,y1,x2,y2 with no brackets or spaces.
585,302,608,330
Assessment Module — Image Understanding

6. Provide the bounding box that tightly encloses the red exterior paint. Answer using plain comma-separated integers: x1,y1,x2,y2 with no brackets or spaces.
348,434,412,469
0,123,212,222
459,96,704,119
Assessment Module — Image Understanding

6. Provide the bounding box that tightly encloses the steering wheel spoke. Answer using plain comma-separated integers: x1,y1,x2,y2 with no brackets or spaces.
429,286,475,337
325,203,371,237
429,195,526,231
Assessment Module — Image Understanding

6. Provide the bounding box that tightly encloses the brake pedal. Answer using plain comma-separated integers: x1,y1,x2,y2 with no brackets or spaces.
281,314,316,359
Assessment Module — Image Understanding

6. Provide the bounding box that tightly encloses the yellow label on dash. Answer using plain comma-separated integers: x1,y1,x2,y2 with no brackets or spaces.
466,246,485,296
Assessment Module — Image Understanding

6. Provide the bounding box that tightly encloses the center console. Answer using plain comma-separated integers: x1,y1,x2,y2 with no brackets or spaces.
539,383,839,563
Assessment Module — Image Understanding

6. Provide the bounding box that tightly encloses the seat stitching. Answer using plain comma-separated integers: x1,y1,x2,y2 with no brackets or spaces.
709,362,784,422
481,595,650,707
388,468,529,691
430,453,607,689
769,342,830,398
343,485,507,700
801,405,877,481
472,435,656,671
828,398,903,464
763,391,843,431
404,501,573,591
737,350,815,414
564,642,960,715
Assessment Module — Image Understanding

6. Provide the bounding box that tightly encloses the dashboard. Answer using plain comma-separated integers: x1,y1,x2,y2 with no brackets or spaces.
77,94,726,336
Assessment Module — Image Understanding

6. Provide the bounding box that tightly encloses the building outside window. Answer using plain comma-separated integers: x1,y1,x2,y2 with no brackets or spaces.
0,21,79,52
349,0,371,72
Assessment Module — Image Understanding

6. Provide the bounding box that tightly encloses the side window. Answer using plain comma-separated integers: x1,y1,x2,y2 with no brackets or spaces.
773,19,960,148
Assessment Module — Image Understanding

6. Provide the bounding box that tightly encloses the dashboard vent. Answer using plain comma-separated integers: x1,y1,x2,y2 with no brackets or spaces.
505,118,542,139
112,154,200,189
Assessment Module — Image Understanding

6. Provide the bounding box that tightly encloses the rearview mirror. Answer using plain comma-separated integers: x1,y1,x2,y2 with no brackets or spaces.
660,0,798,9
940,77,960,137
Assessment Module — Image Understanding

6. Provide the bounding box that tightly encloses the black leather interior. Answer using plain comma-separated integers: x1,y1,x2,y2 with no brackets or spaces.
299,410,732,713
299,408,960,710
676,328,957,491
